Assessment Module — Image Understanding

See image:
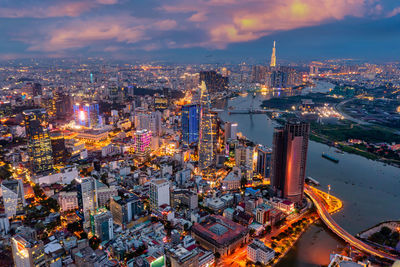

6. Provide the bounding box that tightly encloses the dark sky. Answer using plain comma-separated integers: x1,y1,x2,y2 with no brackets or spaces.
0,0,399,63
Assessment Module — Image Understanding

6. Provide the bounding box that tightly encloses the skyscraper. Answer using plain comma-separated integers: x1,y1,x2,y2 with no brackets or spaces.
50,130,67,165
73,102,102,128
1,179,25,218
23,109,54,176
224,122,238,143
271,120,309,204
149,179,170,211
198,81,214,169
11,235,45,267
91,208,114,242
32,83,42,96
199,71,228,93
182,104,199,145
255,145,272,180
270,41,276,67
76,177,96,223
134,129,152,158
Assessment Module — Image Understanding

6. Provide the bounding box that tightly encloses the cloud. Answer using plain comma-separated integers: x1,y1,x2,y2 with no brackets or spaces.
161,0,380,48
0,0,394,57
0,0,118,18
24,16,177,52
387,7,400,17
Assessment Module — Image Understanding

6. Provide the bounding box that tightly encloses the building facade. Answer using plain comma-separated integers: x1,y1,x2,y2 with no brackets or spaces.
271,120,310,204
149,179,170,211
198,82,214,170
1,179,26,218
23,109,54,176
182,104,199,145
11,235,45,267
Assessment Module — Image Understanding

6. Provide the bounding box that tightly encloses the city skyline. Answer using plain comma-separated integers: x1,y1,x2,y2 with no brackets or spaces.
0,0,399,62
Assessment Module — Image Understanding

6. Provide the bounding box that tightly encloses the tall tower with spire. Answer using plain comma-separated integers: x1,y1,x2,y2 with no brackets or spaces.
270,41,276,67
198,81,214,170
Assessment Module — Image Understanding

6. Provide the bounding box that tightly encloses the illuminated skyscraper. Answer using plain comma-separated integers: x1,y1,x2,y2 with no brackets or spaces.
1,179,25,218
149,179,170,211
91,208,114,242
198,81,214,169
271,120,309,204
50,130,67,164
182,104,199,145
23,109,53,176
270,41,276,67
134,129,152,158
199,71,228,93
73,102,102,128
255,145,272,180
11,235,45,267
76,177,96,224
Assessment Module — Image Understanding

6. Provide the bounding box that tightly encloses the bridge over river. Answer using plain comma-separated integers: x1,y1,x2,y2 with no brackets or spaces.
304,186,399,262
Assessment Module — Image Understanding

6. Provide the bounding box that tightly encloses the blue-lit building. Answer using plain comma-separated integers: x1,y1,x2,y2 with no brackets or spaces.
73,102,102,128
256,145,272,179
182,104,199,145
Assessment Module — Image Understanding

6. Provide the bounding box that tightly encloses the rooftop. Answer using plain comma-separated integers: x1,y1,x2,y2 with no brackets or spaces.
192,215,248,247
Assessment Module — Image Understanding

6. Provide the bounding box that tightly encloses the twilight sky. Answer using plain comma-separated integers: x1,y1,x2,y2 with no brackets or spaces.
0,0,399,62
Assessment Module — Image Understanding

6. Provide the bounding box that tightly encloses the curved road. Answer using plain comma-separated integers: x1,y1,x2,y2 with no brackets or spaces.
304,186,399,262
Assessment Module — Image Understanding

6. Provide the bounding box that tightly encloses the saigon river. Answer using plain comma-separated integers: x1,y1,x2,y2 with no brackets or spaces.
216,81,400,266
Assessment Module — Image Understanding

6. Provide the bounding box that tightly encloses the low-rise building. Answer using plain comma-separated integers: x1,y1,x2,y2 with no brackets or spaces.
171,189,198,210
247,239,275,265
58,191,78,212
191,215,249,256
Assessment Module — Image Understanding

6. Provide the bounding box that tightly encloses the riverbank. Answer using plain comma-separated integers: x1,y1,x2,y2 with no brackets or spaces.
265,112,400,167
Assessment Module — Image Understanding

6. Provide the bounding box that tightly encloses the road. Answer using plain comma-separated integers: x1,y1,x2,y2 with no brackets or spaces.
305,186,399,262
335,98,370,125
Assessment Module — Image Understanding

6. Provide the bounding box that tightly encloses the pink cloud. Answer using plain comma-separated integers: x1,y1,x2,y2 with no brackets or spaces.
25,16,177,52
0,0,118,18
161,0,379,48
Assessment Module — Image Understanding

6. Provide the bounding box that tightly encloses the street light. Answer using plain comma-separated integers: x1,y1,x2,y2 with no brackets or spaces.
327,184,331,200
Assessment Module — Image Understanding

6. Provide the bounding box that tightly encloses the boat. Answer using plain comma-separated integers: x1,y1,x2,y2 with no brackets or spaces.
322,153,339,163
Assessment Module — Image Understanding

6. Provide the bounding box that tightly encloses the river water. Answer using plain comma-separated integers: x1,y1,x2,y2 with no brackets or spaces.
216,81,400,266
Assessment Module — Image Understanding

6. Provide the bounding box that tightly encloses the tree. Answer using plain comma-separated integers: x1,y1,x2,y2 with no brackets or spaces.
240,177,248,189
380,226,392,237
89,236,101,250
249,228,256,236
67,221,82,233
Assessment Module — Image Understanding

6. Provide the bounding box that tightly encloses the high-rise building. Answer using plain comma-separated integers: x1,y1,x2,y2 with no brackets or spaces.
270,41,276,67
91,208,114,242
76,177,96,223
50,130,67,165
271,120,310,204
198,82,214,169
11,235,45,267
110,194,143,227
199,71,228,93
73,102,102,128
154,96,168,111
149,179,170,211
1,179,26,218
182,104,199,145
134,111,162,136
54,91,72,120
255,145,272,179
32,83,42,97
134,129,152,158
224,122,238,143
23,109,54,176
266,66,301,89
